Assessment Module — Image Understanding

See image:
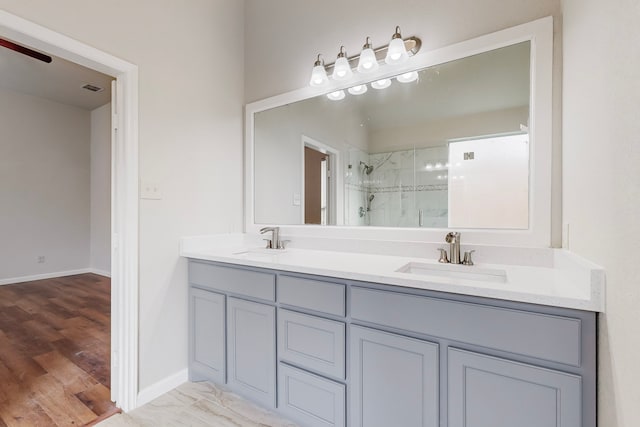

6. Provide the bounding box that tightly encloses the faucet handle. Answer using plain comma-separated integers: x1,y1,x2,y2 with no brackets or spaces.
278,240,291,250
263,238,273,249
462,250,475,266
437,248,449,263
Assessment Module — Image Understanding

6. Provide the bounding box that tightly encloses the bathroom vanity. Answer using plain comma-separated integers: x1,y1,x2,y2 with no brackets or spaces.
182,15,603,427
182,234,602,427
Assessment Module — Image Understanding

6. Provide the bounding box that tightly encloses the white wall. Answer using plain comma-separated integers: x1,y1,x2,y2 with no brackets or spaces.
562,1,640,426
0,0,246,390
254,96,367,224
90,103,111,275
245,0,564,246
0,87,90,280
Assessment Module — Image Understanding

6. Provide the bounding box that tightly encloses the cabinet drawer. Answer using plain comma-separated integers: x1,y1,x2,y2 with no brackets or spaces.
278,309,345,379
278,363,345,427
278,275,345,316
189,261,275,301
351,287,582,367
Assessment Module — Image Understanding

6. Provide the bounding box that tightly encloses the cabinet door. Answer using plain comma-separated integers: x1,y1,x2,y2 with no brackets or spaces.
227,297,276,408
350,325,439,427
189,288,225,383
448,348,582,427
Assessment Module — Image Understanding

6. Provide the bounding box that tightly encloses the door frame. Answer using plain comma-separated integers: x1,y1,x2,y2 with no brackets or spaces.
300,135,342,225
0,11,140,411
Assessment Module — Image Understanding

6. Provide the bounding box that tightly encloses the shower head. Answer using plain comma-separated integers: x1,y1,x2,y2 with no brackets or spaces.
360,161,374,175
368,194,375,202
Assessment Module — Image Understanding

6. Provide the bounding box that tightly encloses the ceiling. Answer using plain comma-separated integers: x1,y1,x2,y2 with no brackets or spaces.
0,39,113,110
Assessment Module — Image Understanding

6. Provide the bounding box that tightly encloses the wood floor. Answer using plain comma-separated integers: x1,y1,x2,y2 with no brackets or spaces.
0,273,117,426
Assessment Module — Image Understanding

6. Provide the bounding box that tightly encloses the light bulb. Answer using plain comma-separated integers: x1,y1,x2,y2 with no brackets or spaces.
371,78,392,90
396,71,418,83
327,90,345,101
348,84,368,95
309,54,328,87
332,46,353,81
357,37,379,73
385,26,409,64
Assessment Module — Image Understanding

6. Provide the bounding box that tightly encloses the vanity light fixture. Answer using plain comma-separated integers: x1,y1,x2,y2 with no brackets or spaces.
348,84,368,95
385,26,409,64
396,71,419,83
371,78,392,90
327,90,346,101
356,37,379,73
332,46,353,80
307,26,421,88
309,54,329,87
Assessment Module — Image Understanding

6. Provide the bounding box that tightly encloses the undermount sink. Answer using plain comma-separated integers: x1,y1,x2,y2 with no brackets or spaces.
232,247,288,256
396,262,507,283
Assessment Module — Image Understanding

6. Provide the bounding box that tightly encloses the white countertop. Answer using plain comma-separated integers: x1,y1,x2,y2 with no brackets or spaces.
180,233,605,312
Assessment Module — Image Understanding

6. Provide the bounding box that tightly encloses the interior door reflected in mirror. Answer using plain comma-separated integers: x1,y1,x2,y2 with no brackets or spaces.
304,145,331,225
254,41,531,229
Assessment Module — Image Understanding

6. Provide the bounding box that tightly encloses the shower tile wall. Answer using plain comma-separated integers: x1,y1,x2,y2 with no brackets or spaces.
344,146,449,227
414,146,448,228
345,149,369,226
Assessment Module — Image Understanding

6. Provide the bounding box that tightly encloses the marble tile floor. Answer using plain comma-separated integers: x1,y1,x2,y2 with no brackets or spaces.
97,381,299,427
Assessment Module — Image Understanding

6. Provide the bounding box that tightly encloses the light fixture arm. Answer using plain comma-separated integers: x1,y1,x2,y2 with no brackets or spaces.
323,36,421,73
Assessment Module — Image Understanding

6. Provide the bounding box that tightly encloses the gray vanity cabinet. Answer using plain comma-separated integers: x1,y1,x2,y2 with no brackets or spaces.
350,325,439,427
188,260,596,427
189,288,225,383
226,297,277,408
448,348,582,427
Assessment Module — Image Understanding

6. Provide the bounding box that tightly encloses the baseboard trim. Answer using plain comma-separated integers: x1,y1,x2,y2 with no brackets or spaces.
0,268,93,286
136,369,189,407
90,269,112,278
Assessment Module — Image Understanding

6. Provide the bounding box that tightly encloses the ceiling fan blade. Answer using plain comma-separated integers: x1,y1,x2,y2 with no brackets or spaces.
0,38,52,63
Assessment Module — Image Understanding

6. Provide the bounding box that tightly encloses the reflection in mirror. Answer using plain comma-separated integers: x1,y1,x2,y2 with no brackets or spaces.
254,41,530,229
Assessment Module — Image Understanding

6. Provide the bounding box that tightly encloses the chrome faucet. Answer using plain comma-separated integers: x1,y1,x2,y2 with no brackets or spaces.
445,232,461,264
438,232,475,265
260,226,286,249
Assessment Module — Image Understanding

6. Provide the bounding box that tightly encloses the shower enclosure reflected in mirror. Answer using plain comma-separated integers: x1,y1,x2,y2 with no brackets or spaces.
253,40,531,229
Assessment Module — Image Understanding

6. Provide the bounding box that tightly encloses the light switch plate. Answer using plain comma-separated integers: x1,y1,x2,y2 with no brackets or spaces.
140,181,162,200
293,193,301,206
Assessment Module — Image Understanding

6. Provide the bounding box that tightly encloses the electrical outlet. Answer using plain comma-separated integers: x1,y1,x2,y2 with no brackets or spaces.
140,181,162,200
37,256,45,263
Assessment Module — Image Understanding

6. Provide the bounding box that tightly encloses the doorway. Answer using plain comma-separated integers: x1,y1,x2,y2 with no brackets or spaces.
304,146,329,224
0,10,139,411
302,136,339,225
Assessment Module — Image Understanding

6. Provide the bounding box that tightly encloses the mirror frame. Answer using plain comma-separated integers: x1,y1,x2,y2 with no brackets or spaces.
245,17,553,247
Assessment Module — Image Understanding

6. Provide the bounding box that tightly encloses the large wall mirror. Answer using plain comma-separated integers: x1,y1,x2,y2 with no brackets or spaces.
246,18,552,246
